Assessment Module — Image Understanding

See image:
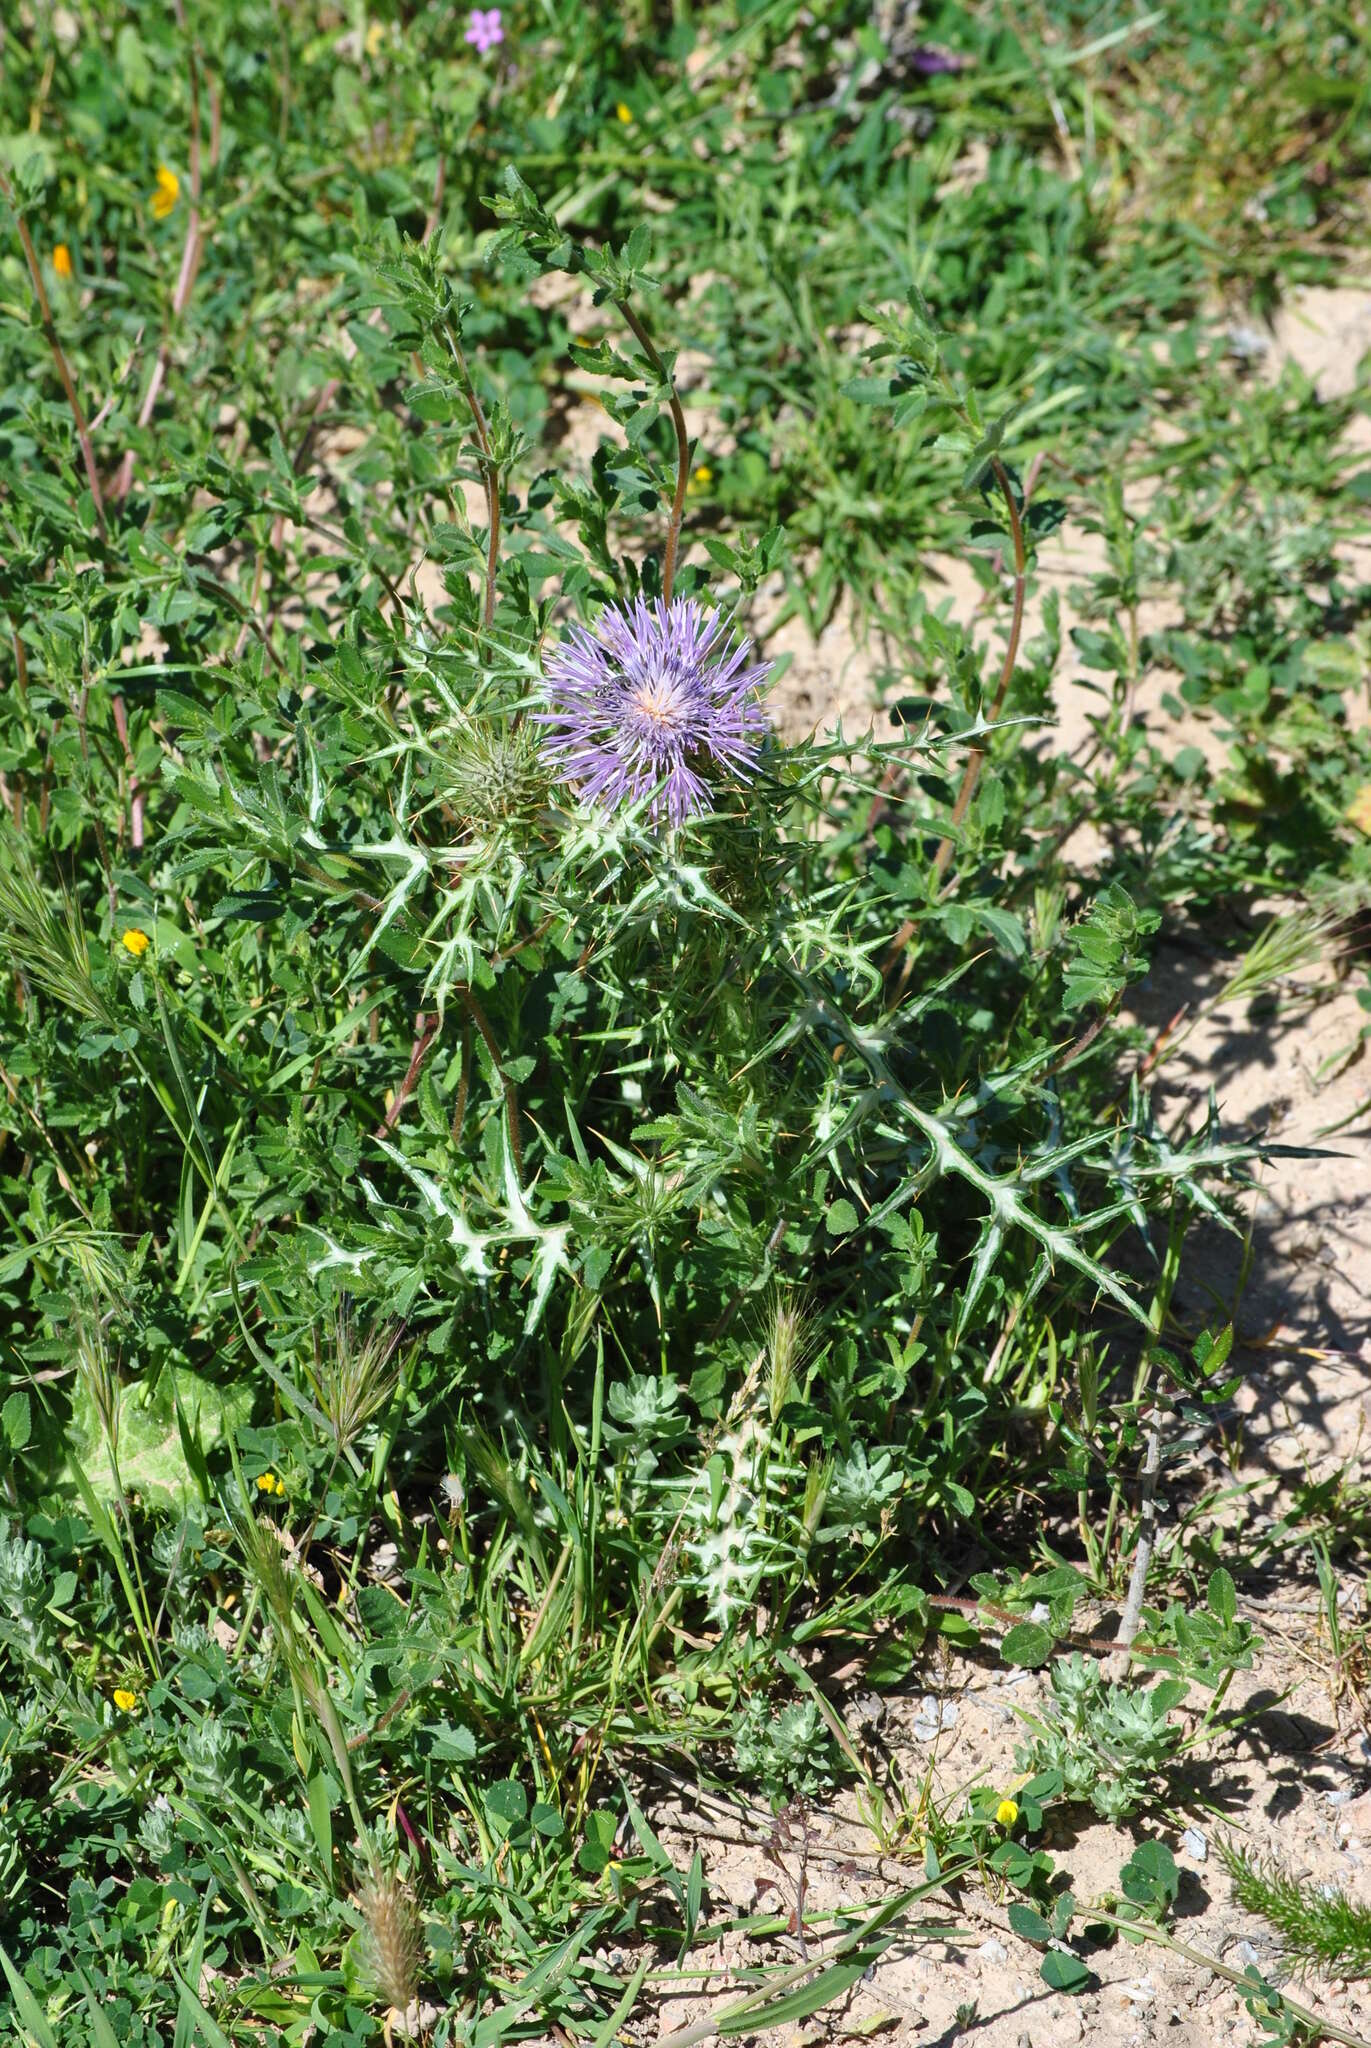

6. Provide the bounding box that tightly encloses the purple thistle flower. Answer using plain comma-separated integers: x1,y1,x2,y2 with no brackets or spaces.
465,7,503,54
539,596,771,828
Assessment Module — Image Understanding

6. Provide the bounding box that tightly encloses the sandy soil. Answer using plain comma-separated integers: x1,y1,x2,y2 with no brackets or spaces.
627,288,1371,2048
641,1618,1371,2048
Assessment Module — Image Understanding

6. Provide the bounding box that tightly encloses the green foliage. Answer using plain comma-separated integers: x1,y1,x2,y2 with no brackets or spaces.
1062,886,1161,1015
0,0,1366,2041
733,1696,844,1810
1223,1843,1371,1980
1013,1656,1188,1821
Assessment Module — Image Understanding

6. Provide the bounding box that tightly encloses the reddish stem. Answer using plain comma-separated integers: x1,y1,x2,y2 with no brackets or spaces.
0,167,107,542
115,5,211,499
110,691,144,851
374,1011,439,1137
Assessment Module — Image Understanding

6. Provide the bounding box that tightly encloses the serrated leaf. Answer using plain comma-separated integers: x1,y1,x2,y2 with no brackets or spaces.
64,1367,252,1509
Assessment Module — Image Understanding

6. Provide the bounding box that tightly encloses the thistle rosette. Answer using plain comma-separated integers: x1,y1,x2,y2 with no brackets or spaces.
538,596,770,827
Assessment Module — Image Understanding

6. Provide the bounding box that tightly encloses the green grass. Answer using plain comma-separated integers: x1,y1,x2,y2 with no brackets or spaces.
1,0,1370,2041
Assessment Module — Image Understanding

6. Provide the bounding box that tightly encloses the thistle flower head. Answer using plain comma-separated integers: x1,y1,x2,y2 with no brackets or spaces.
539,596,770,828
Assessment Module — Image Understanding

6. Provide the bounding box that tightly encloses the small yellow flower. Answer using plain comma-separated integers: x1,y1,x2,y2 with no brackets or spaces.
365,19,386,55
121,928,151,958
1346,785,1371,835
112,1688,139,1713
615,102,633,125
53,243,74,280
692,464,713,487
995,1798,1020,1828
256,1471,285,1496
151,164,180,220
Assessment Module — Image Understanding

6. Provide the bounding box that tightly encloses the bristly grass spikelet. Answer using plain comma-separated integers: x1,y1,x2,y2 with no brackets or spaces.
309,1303,407,1459
357,1872,426,2016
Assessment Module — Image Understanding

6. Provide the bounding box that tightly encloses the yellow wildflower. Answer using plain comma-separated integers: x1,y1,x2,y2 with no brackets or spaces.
112,1688,139,1713
692,464,713,487
1346,785,1371,835
121,928,151,958
615,102,633,125
256,1471,285,1496
995,1798,1020,1828
365,19,386,55
53,243,74,280
151,164,180,220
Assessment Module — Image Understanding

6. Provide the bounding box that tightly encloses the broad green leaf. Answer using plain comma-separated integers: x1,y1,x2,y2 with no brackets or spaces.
1002,1622,1054,1668
1007,1902,1052,1944
1040,1949,1091,1994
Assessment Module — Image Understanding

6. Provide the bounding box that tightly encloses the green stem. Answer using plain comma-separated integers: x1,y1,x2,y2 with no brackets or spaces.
931,456,1028,885
616,298,691,603
1082,1908,1369,2048
442,321,499,630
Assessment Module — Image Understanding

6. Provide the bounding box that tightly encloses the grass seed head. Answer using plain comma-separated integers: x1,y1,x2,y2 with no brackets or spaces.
358,1872,425,2012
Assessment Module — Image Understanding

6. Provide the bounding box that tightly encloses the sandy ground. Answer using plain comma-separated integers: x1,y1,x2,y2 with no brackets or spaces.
641,1618,1371,2048
624,288,1371,2047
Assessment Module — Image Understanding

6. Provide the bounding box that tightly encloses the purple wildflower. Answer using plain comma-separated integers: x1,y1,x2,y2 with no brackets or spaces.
465,7,503,53
909,44,971,74
539,596,770,828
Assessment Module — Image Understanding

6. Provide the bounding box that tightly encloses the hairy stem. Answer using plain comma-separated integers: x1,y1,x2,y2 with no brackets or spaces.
1081,1907,1367,2048
1106,1403,1163,1676
617,298,691,603
444,322,500,630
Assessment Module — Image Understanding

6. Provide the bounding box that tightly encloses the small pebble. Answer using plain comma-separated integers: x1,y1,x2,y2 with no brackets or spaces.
911,1695,958,1741
976,1939,1008,1968
1182,1825,1208,1862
